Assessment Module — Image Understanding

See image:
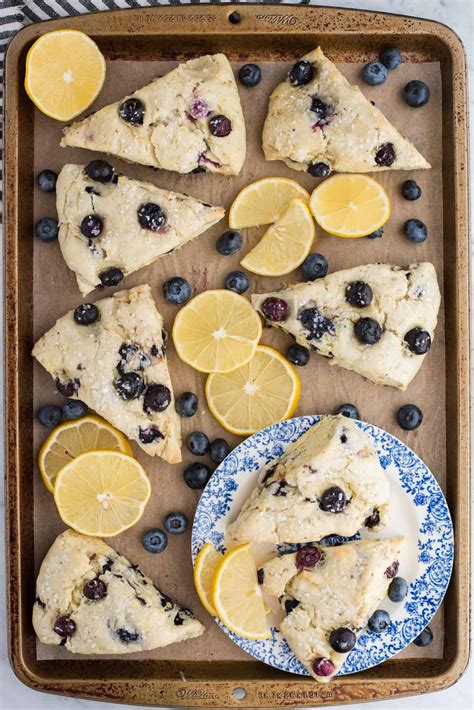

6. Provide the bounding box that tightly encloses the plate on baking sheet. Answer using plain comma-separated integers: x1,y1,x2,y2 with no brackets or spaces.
191,415,454,677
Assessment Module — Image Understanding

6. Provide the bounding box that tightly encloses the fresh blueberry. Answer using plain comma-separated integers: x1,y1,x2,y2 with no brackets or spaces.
164,512,188,535
355,317,383,345
404,80,430,108
402,179,422,201
36,169,57,193
115,372,146,400
368,609,391,633
287,344,310,367
85,160,115,183
99,267,124,287
186,431,210,456
239,63,262,87
209,438,230,464
404,328,431,354
144,384,171,413
62,399,88,420
37,405,62,428
366,228,384,239
301,253,328,281
80,214,103,238
137,203,166,231
307,162,331,178
328,627,357,653
345,281,373,308
289,60,314,86
396,404,423,430
388,577,408,602
175,392,198,418
261,297,288,322
413,626,433,647
142,528,168,553
224,271,249,294
379,46,402,70
209,115,232,137
119,97,145,125
183,462,211,489
362,61,388,86
216,230,242,256
336,403,359,419
319,486,347,513
404,218,427,243
74,303,99,326
35,218,59,242
163,277,192,305
375,142,396,167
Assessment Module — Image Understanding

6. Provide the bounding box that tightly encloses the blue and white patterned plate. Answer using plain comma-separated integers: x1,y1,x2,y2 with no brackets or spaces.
191,416,454,677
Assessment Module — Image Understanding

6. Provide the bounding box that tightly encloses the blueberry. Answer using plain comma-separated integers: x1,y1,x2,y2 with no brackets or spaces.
298,307,335,341
36,169,57,193
142,528,168,553
144,384,171,413
402,179,422,201
362,61,388,86
210,438,230,464
209,115,232,137
35,218,59,242
284,597,300,614
345,281,373,308
307,162,331,178
301,253,328,281
117,343,150,374
287,344,310,367
413,626,433,647
216,230,242,256
187,431,210,456
365,508,381,529
336,403,359,419
115,628,140,643
404,328,431,354
257,568,265,585
80,214,103,238
62,399,88,420
379,47,402,70
329,627,357,653
354,317,383,345
239,63,262,87
56,378,80,397
397,404,423,430
137,203,166,231
295,546,322,570
366,227,384,239
312,658,335,677
119,97,145,125
53,616,76,638
83,578,107,600
228,10,241,24
175,392,198,418
310,97,329,123
385,560,400,579
74,303,99,326
115,373,145,400
289,60,314,86
375,142,396,167
183,462,211,489
225,271,249,294
404,80,430,108
261,297,288,322
99,267,124,287
139,426,163,445
319,486,347,513
368,609,391,633
163,277,192,305
404,218,427,243
388,577,408,602
164,512,188,535
85,160,115,183
37,405,62,428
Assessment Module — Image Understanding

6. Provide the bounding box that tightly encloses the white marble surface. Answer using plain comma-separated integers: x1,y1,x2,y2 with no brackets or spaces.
1,0,472,708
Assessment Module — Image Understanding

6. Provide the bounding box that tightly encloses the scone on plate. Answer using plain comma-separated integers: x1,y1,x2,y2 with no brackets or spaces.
252,262,440,390
61,54,246,175
262,47,430,175
33,529,204,654
57,163,225,295
260,537,404,682
32,284,182,463
228,415,390,544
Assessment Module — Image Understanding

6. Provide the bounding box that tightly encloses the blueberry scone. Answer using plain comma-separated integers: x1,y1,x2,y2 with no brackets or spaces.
57,162,225,295
32,285,182,463
252,262,440,390
259,537,404,681
61,54,246,175
262,47,430,175
228,415,390,544
33,529,204,654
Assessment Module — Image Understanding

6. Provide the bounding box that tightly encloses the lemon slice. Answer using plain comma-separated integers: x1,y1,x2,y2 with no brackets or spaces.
38,415,132,493
240,198,315,276
205,345,300,436
309,174,390,238
229,177,310,229
212,544,270,640
194,543,223,616
172,290,262,374
54,450,151,537
25,30,106,121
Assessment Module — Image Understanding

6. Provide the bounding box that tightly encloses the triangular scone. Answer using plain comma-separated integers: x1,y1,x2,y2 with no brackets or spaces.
228,415,390,544
260,537,404,681
32,285,182,463
61,54,246,175
57,164,225,295
262,47,430,174
33,530,204,654
252,263,440,390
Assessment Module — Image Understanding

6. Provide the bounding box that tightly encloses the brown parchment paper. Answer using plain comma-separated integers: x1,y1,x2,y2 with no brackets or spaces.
33,57,445,664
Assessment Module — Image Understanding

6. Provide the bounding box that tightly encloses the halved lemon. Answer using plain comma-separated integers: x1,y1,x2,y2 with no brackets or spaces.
38,415,132,493
205,345,300,436
212,544,270,640
309,174,390,238
25,30,106,121
172,290,262,374
240,198,315,276
229,177,310,229
194,543,223,616
54,450,151,537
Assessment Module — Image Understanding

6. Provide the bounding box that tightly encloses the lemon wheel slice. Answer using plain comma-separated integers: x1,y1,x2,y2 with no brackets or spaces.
38,415,132,493
240,198,316,276
309,174,390,238
205,345,300,436
25,30,106,121
54,450,151,537
229,177,310,229
212,544,270,640
194,543,223,616
172,290,262,374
